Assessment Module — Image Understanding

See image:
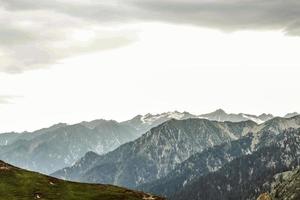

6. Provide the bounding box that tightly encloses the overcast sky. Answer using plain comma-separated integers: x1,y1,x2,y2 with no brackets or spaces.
0,0,299,132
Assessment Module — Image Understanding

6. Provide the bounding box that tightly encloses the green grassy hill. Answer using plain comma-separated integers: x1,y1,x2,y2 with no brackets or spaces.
0,160,165,200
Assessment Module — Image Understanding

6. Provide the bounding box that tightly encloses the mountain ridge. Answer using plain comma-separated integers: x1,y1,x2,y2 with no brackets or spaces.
52,118,258,187
0,110,298,175
172,128,300,200
139,116,300,198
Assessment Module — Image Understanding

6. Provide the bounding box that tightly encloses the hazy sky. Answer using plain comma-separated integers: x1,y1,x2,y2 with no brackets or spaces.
0,0,299,132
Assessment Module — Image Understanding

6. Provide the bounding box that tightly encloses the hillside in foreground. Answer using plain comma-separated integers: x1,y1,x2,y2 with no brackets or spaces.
0,160,165,200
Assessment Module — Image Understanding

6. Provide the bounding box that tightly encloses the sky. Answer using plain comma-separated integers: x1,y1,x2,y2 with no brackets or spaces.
0,0,300,132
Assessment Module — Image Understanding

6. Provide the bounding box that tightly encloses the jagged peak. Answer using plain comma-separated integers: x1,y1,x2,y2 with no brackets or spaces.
200,109,227,116
284,112,299,118
259,113,273,117
214,108,227,114
80,119,119,129
138,111,194,123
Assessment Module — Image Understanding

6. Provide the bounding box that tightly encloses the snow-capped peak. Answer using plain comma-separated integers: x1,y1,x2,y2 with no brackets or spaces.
241,114,265,124
140,111,195,124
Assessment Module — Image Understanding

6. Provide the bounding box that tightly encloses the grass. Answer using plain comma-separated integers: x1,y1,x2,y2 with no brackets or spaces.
0,161,164,200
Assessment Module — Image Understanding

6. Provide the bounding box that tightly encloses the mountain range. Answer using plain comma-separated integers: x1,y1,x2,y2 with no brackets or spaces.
170,128,300,200
0,120,140,174
52,116,300,191
0,109,299,200
52,118,257,187
0,112,192,174
139,116,300,199
1,109,292,174
198,109,274,124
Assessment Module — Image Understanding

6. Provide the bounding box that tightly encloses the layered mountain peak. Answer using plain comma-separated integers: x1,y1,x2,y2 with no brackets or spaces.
123,110,296,132
0,119,141,174
258,113,274,120
140,111,196,124
80,119,119,129
54,116,299,192
38,123,68,131
258,115,300,132
284,112,299,118
199,109,227,118
122,111,197,134
213,108,227,114
199,109,275,124
52,118,257,188
161,128,300,200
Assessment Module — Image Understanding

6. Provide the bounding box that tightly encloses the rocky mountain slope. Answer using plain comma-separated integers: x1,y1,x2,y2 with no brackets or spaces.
0,110,297,175
0,160,165,200
0,111,199,174
284,112,299,118
0,120,140,174
171,128,300,200
52,118,257,188
140,116,300,198
0,123,67,146
139,134,254,196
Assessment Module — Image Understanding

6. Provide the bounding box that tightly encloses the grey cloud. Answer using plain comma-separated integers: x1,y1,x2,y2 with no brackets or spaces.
2,0,299,33
0,0,300,73
0,26,36,45
0,0,50,10
130,0,300,33
286,21,300,36
0,5,136,73
0,0,135,22
0,33,136,73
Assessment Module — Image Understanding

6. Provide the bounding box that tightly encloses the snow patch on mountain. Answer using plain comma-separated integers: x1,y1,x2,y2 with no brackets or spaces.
242,114,264,124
